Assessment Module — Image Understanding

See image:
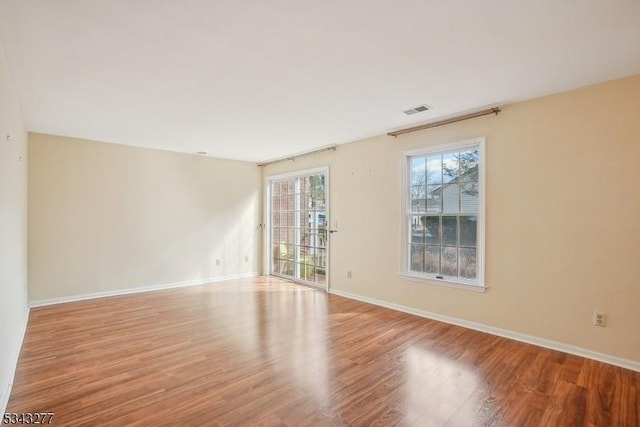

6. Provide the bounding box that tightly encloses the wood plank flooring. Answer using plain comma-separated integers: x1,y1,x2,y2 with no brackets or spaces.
7,276,640,426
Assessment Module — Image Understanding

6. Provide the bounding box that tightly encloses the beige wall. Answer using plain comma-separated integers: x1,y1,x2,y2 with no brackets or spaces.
264,74,640,363
0,42,28,411
29,134,262,301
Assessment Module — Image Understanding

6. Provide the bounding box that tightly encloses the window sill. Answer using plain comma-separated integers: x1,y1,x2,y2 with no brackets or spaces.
399,273,486,293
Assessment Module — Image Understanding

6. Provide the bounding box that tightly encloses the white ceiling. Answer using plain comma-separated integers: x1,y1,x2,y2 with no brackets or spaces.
1,1,639,162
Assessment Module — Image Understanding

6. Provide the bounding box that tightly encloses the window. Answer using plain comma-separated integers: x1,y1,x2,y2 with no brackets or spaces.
402,138,485,290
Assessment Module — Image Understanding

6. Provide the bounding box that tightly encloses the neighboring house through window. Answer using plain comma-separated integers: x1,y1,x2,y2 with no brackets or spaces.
402,137,485,290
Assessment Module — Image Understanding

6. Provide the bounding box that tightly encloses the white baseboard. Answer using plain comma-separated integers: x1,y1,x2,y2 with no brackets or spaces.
329,288,640,373
1,305,30,417
29,272,260,308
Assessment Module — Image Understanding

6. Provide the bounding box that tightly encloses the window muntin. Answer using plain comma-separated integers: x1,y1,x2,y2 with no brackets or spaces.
405,140,484,287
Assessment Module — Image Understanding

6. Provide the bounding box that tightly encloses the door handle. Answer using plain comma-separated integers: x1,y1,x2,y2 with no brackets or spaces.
329,230,338,234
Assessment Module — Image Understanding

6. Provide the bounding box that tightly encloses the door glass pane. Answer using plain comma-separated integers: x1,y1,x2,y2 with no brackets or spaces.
315,248,327,269
300,193,310,210
310,175,326,209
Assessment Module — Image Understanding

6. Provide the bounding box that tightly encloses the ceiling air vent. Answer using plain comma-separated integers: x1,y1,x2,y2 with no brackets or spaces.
403,104,431,115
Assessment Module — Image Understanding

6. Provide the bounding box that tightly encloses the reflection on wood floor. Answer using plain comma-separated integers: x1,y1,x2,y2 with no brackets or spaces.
8,276,640,426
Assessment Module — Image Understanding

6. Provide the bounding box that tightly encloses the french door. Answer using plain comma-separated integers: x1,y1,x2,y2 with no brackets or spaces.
267,168,328,289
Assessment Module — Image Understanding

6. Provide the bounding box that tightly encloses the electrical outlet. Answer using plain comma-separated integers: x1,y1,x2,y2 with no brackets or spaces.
593,311,606,327
347,271,352,279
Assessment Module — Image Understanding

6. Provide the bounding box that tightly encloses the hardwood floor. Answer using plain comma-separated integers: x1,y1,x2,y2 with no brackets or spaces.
7,276,640,426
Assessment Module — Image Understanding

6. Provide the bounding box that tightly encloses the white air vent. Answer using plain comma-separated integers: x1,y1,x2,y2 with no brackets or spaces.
403,104,431,115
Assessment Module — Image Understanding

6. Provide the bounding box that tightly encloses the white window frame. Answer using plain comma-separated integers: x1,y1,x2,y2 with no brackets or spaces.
400,137,486,292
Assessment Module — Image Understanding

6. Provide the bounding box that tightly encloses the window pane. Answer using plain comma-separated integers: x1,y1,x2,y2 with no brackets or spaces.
425,245,440,274
424,216,440,244
411,185,426,213
460,216,477,247
459,150,479,182
442,246,458,277
410,217,424,244
442,152,459,183
442,183,459,213
460,182,479,213
405,143,482,284
426,185,441,213
459,248,477,279
410,245,424,272
442,216,457,246
426,155,442,184
411,157,426,185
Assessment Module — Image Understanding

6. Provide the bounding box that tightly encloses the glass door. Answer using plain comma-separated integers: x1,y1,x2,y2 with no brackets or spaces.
269,171,328,289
